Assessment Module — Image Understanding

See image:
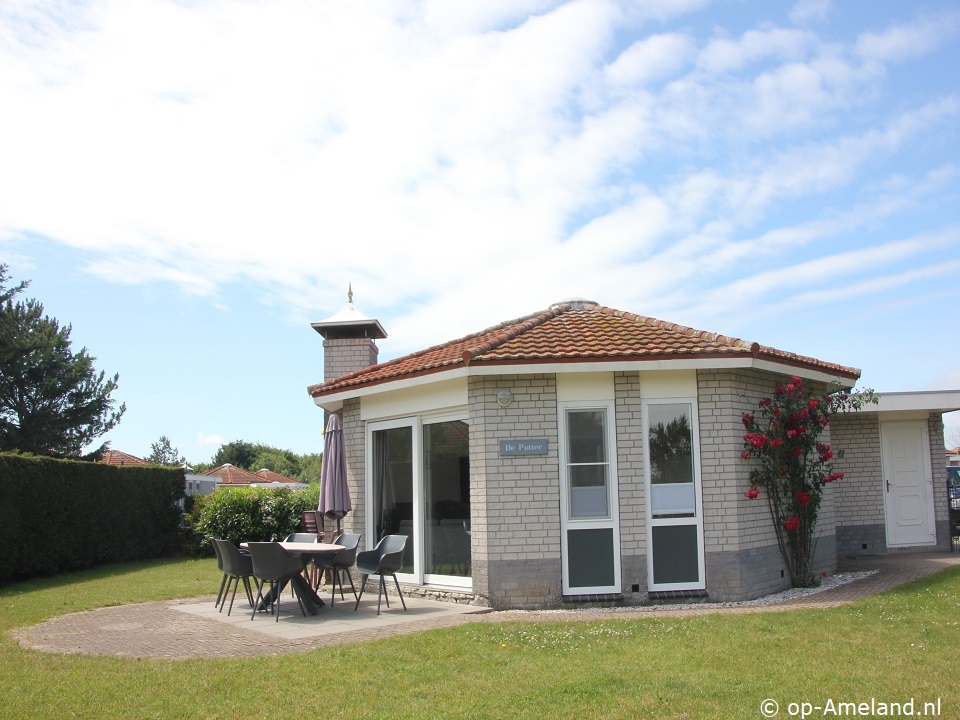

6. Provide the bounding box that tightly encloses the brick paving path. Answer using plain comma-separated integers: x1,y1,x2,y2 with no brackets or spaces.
13,553,960,660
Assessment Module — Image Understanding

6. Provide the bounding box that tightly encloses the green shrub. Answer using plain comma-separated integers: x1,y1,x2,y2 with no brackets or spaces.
193,484,321,549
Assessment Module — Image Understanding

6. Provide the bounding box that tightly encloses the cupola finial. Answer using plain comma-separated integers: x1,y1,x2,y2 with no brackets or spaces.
347,282,353,305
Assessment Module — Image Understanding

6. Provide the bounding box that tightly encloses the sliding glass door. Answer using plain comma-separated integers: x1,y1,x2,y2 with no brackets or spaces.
369,416,471,588
423,420,471,583
371,421,415,574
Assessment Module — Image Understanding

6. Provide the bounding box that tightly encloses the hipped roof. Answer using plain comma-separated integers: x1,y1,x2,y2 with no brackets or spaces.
201,464,306,486
98,449,150,466
201,463,264,485
308,300,861,400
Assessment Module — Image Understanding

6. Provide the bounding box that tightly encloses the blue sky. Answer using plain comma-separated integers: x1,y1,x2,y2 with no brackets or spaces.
1,0,958,465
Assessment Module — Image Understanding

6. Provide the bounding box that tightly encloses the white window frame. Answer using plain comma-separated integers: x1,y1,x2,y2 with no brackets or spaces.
643,396,706,592
365,410,472,591
558,399,622,595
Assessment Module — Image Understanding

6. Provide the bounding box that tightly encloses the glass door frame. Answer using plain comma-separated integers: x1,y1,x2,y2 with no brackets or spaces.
558,399,622,595
643,397,706,592
422,412,471,588
366,411,472,590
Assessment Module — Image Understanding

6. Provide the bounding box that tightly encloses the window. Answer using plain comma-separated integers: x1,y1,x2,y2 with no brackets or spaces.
566,409,610,519
647,403,696,518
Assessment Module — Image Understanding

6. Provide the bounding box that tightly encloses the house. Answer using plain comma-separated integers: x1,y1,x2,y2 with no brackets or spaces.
252,468,308,489
831,392,960,556
307,297,959,609
202,463,265,487
200,464,307,490
98,449,150,466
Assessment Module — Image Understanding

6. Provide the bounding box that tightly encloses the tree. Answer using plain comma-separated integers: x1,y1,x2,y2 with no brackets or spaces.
947,423,960,452
148,435,186,466
249,447,301,478
299,452,323,484
208,439,321,482
211,440,265,470
0,265,126,458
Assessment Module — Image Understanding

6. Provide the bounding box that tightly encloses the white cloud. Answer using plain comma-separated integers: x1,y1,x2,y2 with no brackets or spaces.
697,28,812,75
790,0,831,25
605,33,697,87
0,0,957,357
856,11,960,63
197,432,225,447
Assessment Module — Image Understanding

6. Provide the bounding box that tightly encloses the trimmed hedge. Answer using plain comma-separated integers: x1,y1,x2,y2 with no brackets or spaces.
192,484,321,551
0,453,184,585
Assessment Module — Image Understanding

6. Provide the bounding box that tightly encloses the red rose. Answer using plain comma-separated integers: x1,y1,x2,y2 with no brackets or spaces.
742,413,753,428
741,450,752,460
744,488,760,499
783,516,801,531
796,491,811,506
808,400,819,409
824,472,844,483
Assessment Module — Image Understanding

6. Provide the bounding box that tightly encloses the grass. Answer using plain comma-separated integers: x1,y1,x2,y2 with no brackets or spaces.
2,559,959,719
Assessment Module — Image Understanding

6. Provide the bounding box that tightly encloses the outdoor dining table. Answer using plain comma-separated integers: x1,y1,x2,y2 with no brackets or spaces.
241,541,342,615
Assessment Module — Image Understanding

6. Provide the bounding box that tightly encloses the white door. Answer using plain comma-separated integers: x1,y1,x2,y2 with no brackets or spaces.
644,400,705,591
881,420,936,547
558,402,621,595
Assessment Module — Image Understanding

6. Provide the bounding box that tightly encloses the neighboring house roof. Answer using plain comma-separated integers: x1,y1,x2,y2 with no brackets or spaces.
201,463,263,485
254,469,303,484
98,449,151,466
308,299,861,400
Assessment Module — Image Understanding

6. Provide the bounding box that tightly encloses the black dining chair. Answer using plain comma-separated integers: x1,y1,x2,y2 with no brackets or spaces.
284,532,320,589
210,537,229,609
247,542,308,622
314,532,360,606
284,532,318,543
212,539,257,616
354,535,408,615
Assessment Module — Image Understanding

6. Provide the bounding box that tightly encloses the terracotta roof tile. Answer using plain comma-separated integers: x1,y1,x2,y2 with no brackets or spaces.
254,469,304,484
201,463,263,485
98,449,150,466
308,300,860,398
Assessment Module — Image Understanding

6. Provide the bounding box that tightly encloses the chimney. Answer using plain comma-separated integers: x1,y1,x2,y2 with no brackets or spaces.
311,284,387,382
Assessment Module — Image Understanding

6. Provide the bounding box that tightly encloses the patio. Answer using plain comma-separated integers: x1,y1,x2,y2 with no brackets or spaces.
14,553,960,659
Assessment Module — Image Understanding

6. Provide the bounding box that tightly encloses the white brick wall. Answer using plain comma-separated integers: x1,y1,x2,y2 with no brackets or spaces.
322,338,379,382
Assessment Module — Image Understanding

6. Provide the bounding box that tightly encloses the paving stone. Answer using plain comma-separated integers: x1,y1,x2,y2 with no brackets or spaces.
12,553,960,659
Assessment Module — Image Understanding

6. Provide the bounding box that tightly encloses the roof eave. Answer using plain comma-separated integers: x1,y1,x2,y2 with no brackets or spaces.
309,353,860,406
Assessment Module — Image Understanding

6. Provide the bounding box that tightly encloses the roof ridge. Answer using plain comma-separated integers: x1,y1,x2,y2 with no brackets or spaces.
596,305,760,355
461,305,568,365
308,305,567,393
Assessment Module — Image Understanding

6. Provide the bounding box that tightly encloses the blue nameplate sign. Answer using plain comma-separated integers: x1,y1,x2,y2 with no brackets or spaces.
499,439,548,456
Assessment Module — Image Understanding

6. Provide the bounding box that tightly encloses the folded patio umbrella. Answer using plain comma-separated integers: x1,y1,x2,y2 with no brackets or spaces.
319,413,351,533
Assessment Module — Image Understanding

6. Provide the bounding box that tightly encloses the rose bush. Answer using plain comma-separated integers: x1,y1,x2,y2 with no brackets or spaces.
741,376,875,587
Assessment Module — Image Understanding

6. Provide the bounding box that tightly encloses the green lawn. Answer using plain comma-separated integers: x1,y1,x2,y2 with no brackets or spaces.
2,559,958,719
